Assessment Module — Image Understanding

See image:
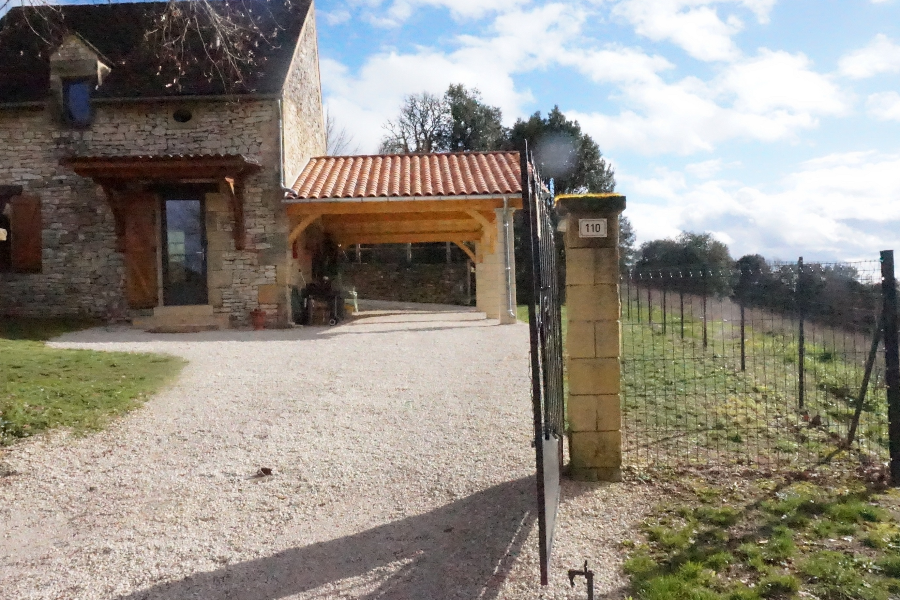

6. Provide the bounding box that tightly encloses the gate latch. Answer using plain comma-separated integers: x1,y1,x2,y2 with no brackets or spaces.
568,560,594,600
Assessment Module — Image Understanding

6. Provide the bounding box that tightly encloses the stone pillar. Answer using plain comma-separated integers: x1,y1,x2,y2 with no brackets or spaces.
475,245,500,320
475,210,517,323
557,194,626,482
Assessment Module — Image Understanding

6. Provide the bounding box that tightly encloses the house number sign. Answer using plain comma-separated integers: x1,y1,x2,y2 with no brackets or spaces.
578,218,608,238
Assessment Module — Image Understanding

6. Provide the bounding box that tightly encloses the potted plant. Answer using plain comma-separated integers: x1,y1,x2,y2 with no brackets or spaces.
250,308,266,330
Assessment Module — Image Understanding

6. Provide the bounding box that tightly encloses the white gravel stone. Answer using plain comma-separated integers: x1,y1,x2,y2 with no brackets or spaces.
0,311,653,599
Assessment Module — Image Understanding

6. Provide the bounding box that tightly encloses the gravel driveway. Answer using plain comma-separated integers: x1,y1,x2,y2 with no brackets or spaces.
0,310,652,599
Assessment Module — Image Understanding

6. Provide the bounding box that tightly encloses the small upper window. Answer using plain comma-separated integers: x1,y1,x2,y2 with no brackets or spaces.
63,79,92,127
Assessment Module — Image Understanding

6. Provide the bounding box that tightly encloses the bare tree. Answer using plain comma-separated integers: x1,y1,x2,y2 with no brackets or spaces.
379,92,450,154
325,108,360,156
1,0,308,92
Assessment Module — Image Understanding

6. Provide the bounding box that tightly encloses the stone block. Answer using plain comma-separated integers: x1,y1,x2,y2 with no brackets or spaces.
570,430,622,470
567,395,598,432
566,284,620,322
595,320,621,358
257,283,284,305
207,269,232,289
596,394,622,431
565,248,595,286
569,466,622,482
593,247,619,285
208,287,223,308
568,394,621,432
568,358,621,395
206,230,232,252
567,320,596,359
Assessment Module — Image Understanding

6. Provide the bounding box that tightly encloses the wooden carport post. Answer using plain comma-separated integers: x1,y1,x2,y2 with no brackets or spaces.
556,193,627,482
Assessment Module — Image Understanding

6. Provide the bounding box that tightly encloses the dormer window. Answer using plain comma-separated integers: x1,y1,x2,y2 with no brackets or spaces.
63,78,92,127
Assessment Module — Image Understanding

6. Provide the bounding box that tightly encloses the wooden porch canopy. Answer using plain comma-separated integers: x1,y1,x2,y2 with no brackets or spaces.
284,151,524,260
61,154,261,250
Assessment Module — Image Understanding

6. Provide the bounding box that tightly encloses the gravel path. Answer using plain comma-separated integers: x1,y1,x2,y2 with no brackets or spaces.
0,311,652,599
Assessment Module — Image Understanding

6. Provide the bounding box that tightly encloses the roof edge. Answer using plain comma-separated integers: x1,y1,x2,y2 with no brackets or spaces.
284,193,522,203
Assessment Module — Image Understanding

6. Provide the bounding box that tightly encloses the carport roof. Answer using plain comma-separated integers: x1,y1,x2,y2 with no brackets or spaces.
286,151,522,202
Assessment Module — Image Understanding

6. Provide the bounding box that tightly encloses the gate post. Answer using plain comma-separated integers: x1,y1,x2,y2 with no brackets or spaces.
557,194,627,482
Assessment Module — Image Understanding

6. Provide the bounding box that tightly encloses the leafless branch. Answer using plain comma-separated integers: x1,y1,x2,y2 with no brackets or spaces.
325,108,360,156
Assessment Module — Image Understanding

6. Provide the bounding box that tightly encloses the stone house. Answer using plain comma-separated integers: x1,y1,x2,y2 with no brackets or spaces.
0,0,325,329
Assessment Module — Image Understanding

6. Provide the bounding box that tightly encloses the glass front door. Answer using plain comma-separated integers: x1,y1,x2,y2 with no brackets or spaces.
162,197,207,306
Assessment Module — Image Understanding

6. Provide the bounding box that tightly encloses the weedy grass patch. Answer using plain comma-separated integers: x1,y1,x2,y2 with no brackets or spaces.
0,318,184,444
623,470,900,600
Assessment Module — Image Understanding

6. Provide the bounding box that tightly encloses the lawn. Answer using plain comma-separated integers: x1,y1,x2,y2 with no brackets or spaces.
0,317,185,444
624,468,900,600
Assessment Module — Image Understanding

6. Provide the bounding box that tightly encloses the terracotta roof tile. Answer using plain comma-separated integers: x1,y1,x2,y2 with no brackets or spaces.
288,152,522,200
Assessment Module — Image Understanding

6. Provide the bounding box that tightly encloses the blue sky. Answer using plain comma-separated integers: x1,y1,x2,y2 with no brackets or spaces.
316,0,900,261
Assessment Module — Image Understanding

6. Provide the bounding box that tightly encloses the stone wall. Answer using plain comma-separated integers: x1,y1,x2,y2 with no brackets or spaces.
340,263,472,306
282,2,326,185
0,99,286,324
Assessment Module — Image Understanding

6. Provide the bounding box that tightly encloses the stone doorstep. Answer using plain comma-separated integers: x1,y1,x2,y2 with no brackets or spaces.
132,305,228,332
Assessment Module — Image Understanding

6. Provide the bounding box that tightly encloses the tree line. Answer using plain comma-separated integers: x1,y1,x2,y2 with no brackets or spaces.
628,233,881,332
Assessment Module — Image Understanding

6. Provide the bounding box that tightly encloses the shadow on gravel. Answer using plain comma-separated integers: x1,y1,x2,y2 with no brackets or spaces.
115,477,536,600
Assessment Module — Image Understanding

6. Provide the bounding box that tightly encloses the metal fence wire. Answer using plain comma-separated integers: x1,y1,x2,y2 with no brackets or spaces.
621,258,892,468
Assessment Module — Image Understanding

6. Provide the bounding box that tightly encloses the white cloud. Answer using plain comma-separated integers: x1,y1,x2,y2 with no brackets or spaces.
621,151,900,260
570,48,846,155
686,158,725,178
838,34,900,78
867,91,900,121
609,0,776,62
321,9,352,26
321,3,582,151
363,0,528,26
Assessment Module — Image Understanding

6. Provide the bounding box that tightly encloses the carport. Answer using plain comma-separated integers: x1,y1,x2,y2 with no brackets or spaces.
284,151,523,323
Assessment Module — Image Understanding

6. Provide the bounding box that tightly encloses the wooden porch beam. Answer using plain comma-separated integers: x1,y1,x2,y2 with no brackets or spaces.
332,230,482,245
326,219,480,236
452,240,477,263
289,213,322,245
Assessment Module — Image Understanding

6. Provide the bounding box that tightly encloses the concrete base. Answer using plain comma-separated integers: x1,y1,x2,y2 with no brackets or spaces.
133,305,228,332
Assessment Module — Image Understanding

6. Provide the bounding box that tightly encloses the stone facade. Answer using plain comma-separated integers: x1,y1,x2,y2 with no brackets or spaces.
0,7,326,327
341,263,471,306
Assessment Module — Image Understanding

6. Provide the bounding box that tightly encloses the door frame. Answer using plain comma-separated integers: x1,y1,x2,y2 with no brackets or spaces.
157,184,212,306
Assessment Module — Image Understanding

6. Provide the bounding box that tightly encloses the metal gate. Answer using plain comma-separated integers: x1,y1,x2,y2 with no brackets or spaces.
521,146,565,586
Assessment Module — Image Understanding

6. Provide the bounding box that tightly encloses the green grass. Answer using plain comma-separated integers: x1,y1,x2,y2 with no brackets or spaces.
624,473,900,600
0,318,184,444
619,296,889,466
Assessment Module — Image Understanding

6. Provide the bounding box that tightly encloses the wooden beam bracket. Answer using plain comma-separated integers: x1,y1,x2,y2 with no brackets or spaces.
222,176,246,251
452,240,477,263
289,213,322,245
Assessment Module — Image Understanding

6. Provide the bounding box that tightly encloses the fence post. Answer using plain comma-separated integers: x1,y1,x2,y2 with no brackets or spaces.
702,272,708,350
881,250,900,485
626,276,632,320
680,290,684,339
637,278,642,323
648,285,652,325
662,287,667,335
740,303,746,372
798,256,806,411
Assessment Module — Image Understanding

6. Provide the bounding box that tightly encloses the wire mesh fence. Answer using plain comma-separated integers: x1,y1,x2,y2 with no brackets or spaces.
621,258,891,469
